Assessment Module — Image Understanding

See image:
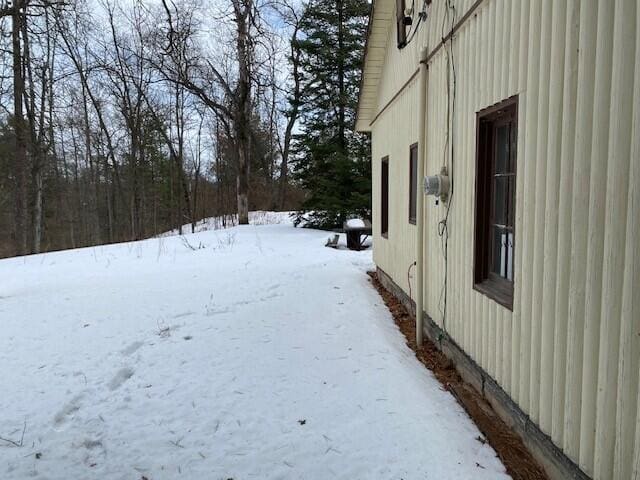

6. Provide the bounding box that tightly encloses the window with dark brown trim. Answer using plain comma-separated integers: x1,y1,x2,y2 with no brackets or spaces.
396,0,407,48
409,143,417,224
381,156,389,238
474,97,517,310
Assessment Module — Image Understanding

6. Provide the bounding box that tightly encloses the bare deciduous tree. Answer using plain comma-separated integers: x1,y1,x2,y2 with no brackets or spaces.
0,0,306,258
159,0,263,225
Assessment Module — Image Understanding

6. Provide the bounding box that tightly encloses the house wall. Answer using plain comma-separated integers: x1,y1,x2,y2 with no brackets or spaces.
369,1,639,479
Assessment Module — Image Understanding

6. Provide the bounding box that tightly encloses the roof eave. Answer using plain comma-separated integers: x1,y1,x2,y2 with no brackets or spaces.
355,0,393,133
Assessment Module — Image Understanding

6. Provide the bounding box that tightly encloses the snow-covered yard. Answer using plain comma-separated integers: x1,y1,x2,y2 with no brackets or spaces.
0,215,508,479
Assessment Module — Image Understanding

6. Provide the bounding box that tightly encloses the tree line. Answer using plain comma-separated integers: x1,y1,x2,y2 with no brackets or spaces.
0,0,370,258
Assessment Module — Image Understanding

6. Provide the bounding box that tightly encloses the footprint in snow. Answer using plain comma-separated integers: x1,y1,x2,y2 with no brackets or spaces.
206,306,231,316
53,394,84,425
80,438,107,467
108,367,134,391
121,341,144,356
82,439,103,450
260,292,282,301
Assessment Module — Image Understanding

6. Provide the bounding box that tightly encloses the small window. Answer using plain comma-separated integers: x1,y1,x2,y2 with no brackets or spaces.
474,97,517,309
396,0,407,48
381,156,389,238
409,143,418,224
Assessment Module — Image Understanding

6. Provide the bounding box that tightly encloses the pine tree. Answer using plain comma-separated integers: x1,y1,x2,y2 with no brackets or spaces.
293,0,371,229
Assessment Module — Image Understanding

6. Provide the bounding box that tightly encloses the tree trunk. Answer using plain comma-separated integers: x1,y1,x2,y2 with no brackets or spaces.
279,15,303,210
81,82,101,245
102,149,114,243
174,84,193,232
237,142,250,225
337,0,346,149
278,144,289,210
23,9,44,254
33,172,43,252
233,0,252,225
12,1,28,255
45,18,58,251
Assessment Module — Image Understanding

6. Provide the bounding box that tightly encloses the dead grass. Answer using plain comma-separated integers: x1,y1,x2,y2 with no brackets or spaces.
368,271,549,480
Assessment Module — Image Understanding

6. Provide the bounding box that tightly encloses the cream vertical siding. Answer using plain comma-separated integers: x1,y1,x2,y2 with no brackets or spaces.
372,77,419,298
367,0,640,479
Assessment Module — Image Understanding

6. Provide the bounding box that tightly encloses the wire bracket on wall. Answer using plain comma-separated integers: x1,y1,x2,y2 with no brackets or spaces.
401,0,430,49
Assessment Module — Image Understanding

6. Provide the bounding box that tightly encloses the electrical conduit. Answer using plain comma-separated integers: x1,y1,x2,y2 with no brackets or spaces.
416,47,428,346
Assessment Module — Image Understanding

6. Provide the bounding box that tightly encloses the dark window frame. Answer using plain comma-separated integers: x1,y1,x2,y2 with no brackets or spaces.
381,156,389,238
409,143,418,225
396,0,407,48
473,96,518,310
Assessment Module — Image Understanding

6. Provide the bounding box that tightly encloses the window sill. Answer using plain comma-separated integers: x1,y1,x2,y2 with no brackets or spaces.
381,233,388,239
473,279,513,311
409,218,416,225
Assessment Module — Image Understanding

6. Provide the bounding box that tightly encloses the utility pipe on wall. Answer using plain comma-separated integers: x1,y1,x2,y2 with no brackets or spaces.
415,47,428,346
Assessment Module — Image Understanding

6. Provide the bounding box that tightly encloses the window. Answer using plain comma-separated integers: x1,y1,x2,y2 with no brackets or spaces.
381,156,389,238
409,143,418,224
474,97,517,309
396,0,407,48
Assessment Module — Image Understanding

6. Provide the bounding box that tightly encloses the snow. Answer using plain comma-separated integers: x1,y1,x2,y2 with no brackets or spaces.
345,218,366,229
161,210,292,236
0,214,509,480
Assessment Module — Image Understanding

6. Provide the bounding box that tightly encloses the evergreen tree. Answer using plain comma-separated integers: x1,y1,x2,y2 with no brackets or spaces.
293,0,371,229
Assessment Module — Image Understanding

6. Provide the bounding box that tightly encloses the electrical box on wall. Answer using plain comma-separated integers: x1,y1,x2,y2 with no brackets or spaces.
423,166,450,202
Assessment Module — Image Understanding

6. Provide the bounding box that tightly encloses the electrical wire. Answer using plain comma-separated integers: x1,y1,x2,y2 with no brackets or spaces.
402,0,429,49
407,261,416,301
437,0,457,334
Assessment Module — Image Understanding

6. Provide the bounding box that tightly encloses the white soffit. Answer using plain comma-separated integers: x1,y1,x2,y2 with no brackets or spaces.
356,0,393,132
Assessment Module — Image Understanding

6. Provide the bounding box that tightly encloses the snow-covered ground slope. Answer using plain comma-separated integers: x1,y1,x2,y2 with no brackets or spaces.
0,216,509,479
160,210,293,236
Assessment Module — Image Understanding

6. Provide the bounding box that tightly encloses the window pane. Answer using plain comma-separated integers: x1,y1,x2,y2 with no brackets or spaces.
474,97,517,308
492,227,508,278
506,231,514,281
493,177,508,226
409,146,417,223
509,121,517,173
495,124,509,173
381,159,389,236
507,175,515,227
